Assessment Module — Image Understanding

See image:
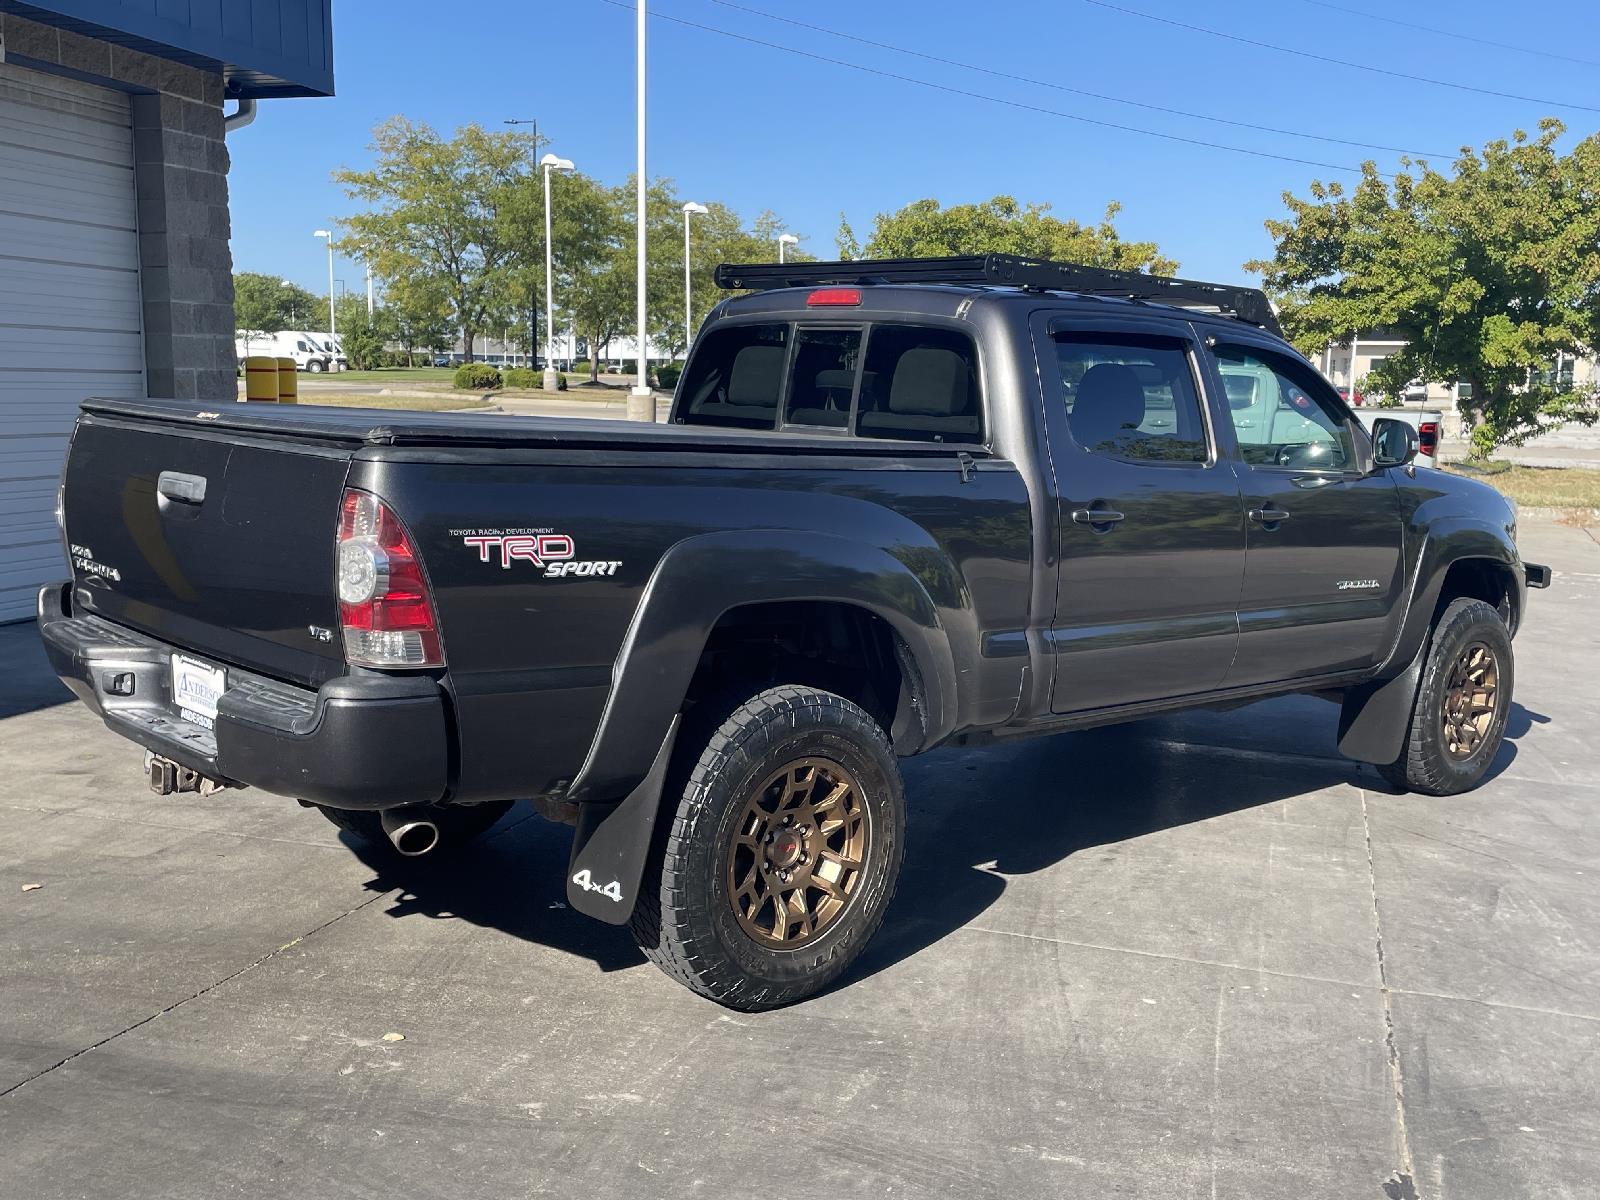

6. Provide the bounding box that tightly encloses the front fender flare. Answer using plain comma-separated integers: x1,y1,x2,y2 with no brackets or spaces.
1381,515,1520,676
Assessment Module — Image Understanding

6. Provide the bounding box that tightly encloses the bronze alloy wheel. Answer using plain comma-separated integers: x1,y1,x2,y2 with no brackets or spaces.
727,757,869,949
1441,640,1500,758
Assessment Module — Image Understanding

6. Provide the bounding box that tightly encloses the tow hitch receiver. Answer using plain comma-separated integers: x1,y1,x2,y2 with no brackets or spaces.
144,751,232,797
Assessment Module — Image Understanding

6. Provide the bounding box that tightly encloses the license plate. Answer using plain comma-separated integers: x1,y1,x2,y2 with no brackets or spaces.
171,654,226,728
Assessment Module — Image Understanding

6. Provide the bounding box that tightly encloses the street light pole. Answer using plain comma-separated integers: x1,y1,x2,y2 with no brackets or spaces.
507,118,540,371
314,230,335,370
628,0,653,422
541,153,575,391
365,264,374,317
277,279,296,345
778,232,798,264
682,201,708,361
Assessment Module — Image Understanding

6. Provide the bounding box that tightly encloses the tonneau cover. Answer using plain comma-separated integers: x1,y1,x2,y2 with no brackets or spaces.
81,397,987,456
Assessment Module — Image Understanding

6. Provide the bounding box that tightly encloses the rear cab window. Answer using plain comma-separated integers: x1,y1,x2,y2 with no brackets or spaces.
1054,333,1211,464
677,318,983,444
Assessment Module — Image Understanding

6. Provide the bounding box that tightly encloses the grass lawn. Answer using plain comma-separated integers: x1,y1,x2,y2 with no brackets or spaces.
1445,461,1600,509
296,394,491,412
318,366,458,386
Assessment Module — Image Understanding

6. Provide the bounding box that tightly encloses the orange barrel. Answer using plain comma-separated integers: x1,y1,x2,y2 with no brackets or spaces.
244,356,279,402
276,357,298,404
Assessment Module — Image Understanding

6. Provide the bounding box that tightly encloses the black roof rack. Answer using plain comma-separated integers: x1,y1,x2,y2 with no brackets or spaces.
714,253,1281,336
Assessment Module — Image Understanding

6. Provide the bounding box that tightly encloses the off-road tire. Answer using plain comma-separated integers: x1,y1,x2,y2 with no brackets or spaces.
630,686,905,1011
1379,597,1513,796
314,799,515,853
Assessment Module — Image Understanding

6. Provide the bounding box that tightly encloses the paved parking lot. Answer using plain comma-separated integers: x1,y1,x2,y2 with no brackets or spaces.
3,519,1597,1200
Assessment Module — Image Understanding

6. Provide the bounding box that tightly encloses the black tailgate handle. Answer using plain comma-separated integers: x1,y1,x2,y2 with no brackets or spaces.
157,471,207,505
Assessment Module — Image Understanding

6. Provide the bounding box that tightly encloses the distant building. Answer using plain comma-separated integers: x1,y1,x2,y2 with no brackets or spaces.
1319,332,1597,409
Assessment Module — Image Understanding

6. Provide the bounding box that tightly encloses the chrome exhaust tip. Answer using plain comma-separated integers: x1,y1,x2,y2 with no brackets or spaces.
380,806,440,857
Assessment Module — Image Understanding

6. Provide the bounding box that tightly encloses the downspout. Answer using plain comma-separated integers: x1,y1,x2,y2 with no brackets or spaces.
223,97,257,135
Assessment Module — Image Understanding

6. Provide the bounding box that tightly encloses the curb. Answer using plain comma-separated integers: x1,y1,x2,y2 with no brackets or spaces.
1515,506,1600,523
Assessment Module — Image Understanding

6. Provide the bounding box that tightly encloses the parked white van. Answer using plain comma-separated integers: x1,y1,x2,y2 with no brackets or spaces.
234,330,334,372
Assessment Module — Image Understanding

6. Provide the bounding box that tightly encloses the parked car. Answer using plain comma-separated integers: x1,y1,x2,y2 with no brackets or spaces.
44,254,1547,1010
431,355,453,367
1337,385,1365,407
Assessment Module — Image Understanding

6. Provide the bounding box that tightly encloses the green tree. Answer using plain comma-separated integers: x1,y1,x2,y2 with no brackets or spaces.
546,172,628,383
675,203,811,354
836,213,862,260
858,196,1177,273
335,117,536,363
387,276,455,365
233,272,318,350
330,295,393,370
1250,120,1600,457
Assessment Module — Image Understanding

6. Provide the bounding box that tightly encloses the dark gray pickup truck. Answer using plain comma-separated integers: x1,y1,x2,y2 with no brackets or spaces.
40,254,1549,1009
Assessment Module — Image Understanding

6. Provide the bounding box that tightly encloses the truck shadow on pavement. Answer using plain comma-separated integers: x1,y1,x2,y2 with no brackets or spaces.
0,622,73,718
348,813,650,973
338,694,1544,991
847,696,1543,990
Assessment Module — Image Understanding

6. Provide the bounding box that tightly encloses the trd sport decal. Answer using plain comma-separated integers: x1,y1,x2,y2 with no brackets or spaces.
452,528,621,578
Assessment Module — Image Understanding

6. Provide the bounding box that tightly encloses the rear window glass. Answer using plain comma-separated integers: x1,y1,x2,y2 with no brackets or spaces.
856,325,982,443
785,329,861,429
678,320,983,442
679,323,788,430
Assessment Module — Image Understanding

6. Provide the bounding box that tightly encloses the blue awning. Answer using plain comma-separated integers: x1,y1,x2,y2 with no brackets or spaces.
5,0,334,98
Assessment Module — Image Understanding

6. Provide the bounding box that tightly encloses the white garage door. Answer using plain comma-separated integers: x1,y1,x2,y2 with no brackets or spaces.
0,62,145,621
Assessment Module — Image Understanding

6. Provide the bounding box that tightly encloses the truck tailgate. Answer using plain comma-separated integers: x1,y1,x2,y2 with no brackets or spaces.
61,412,352,687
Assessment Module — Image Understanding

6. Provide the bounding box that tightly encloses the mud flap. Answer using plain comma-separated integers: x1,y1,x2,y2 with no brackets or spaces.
565,716,679,923
1337,640,1428,765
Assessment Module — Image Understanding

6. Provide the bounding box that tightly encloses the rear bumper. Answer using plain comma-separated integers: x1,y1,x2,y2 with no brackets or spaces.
37,583,448,809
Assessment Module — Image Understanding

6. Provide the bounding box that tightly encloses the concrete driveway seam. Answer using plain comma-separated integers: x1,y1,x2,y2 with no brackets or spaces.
1361,787,1421,1200
0,885,396,1100
0,800,348,851
959,924,1374,992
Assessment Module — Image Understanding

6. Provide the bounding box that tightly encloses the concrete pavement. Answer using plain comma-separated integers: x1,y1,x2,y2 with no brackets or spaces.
2,519,1597,1199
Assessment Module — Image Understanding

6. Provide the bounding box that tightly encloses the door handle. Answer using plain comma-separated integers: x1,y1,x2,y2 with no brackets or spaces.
1248,507,1290,524
157,471,207,504
1071,507,1126,527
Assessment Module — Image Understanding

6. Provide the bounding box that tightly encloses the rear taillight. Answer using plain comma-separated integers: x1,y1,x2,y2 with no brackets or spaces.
1418,421,1439,457
336,489,443,668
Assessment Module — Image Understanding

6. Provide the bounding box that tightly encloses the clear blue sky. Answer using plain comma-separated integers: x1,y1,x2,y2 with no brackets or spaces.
229,0,1600,297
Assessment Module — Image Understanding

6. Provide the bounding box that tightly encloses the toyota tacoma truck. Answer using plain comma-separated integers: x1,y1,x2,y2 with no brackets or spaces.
40,254,1550,1010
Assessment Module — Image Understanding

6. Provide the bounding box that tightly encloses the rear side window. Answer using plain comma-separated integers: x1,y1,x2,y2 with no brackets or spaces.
855,325,982,443
679,323,788,429
1055,334,1209,463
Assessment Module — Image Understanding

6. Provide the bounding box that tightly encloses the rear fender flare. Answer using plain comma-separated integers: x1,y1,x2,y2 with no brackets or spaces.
569,529,958,807
561,530,957,923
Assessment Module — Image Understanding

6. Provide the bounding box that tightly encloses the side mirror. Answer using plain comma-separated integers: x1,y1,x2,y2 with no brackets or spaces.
1371,417,1418,469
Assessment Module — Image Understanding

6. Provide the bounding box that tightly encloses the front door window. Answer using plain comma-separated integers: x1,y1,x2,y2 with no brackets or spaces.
1214,347,1356,472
